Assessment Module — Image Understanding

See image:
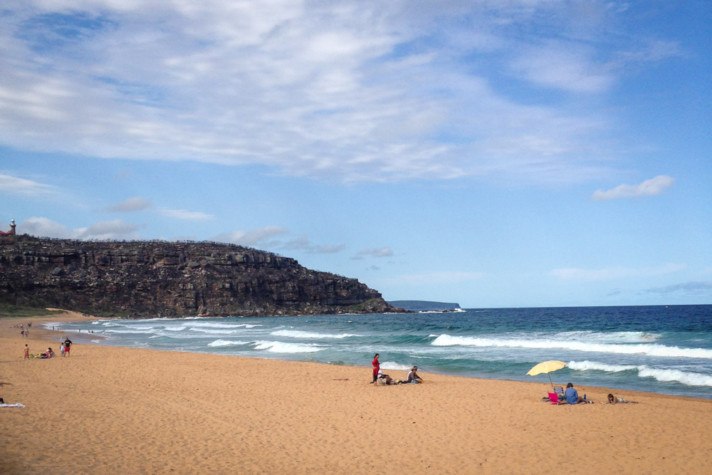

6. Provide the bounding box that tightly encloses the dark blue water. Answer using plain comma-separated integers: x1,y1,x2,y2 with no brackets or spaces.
52,305,712,399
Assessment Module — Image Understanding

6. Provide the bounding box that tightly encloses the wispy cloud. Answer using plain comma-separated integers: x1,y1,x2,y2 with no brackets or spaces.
592,175,674,200
509,41,614,93
352,247,394,260
0,1,678,184
157,208,213,221
645,281,712,295
281,236,345,254
550,263,685,282
21,216,139,240
0,172,55,196
216,226,289,247
106,196,152,212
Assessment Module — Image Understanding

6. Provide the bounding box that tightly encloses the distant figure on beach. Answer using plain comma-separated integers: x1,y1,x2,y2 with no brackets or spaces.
608,393,636,404
41,348,55,359
24,344,29,360
403,366,423,384
63,338,73,357
564,382,591,404
371,353,380,384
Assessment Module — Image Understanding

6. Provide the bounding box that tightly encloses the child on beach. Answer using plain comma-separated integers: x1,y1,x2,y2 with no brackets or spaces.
607,394,637,404
24,344,29,360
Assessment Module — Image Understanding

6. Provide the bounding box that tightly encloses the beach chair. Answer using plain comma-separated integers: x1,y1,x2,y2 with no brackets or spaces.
548,392,563,405
553,385,564,398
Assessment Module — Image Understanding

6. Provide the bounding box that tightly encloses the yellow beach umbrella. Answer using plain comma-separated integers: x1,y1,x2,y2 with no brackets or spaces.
526,360,567,389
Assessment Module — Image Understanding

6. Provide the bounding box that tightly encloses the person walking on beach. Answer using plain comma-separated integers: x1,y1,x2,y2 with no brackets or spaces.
371,353,380,383
24,344,29,360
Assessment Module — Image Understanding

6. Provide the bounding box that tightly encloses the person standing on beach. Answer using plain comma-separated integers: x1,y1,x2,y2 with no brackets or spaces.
63,338,73,357
371,353,380,383
24,344,29,360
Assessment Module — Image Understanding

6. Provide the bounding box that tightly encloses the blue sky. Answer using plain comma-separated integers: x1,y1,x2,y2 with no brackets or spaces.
1,1,711,308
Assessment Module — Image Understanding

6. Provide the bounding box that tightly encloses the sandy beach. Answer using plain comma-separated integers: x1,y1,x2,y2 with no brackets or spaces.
1,312,711,474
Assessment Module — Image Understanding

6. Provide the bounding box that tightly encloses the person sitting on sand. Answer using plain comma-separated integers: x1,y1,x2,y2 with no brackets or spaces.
403,366,423,384
41,348,55,359
608,393,636,404
564,382,590,404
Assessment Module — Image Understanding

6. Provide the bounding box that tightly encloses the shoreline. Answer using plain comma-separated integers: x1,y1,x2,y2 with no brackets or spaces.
39,311,712,402
2,312,712,473
12,310,712,402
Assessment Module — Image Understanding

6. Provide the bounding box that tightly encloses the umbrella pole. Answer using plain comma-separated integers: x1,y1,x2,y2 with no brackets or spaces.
548,373,554,391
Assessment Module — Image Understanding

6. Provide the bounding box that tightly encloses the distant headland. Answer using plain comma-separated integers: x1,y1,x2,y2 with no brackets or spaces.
388,300,462,312
0,233,400,318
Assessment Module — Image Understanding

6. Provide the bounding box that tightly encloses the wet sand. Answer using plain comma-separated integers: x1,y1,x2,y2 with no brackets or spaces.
1,312,711,474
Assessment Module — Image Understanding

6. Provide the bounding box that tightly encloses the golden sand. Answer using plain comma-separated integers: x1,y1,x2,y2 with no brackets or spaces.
1,312,711,474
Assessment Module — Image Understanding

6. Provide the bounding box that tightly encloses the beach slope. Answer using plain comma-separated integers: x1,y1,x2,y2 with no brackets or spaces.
1,313,711,474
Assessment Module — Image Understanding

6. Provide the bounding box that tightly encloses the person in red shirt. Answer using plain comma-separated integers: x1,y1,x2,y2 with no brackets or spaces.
371,353,380,383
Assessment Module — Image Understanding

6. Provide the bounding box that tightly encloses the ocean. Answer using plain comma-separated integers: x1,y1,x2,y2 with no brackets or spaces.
49,305,712,399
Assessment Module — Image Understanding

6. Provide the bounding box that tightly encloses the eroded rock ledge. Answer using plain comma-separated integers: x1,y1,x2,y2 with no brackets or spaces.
0,235,399,318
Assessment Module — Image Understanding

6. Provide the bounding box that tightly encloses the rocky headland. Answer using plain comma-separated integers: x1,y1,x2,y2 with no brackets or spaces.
0,235,399,318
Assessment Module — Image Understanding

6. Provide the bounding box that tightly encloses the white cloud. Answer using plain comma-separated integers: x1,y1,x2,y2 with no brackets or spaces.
592,175,674,200
0,0,675,184
107,196,152,212
550,263,685,282
76,219,139,240
20,216,138,240
21,217,75,239
281,236,345,254
158,208,213,221
0,172,55,196
217,226,288,247
645,281,712,295
353,247,394,259
509,42,614,93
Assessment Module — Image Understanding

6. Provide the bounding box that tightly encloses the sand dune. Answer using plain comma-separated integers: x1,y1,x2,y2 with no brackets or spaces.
1,312,711,474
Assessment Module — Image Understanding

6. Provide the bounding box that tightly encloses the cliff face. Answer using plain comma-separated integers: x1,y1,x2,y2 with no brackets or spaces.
0,235,397,317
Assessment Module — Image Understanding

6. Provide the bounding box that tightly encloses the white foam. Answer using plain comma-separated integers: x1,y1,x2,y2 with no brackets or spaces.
431,334,712,359
380,361,411,371
554,331,660,343
186,321,256,329
567,360,634,373
189,328,239,335
253,340,322,353
103,329,155,334
207,339,249,347
164,326,187,331
271,329,358,339
568,360,712,387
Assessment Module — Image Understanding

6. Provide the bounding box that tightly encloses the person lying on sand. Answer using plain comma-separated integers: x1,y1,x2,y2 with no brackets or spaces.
564,382,592,404
40,348,55,359
375,371,397,385
608,393,637,404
